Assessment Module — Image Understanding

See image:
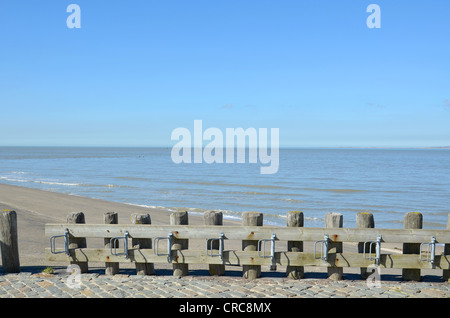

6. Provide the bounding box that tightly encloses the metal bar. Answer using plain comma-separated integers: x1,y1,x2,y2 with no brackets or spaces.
110,231,129,259
206,232,224,260
154,232,173,262
50,229,69,257
363,235,382,265
257,233,277,269
376,235,381,265
269,233,276,270
420,236,436,265
314,234,329,262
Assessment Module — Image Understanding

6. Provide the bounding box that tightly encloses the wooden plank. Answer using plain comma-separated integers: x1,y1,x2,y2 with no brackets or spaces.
45,248,450,269
45,248,166,264
45,224,450,244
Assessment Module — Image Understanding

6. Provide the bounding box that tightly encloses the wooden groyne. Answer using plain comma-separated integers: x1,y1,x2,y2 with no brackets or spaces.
43,210,450,282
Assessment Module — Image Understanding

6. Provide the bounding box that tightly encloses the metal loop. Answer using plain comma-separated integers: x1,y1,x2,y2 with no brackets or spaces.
50,229,70,257
420,236,436,265
154,232,173,263
257,233,277,271
314,234,329,262
206,232,224,260
110,231,129,259
257,233,276,259
363,235,382,265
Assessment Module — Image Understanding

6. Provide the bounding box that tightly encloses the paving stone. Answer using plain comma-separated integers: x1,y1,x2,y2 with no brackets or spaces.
0,272,448,298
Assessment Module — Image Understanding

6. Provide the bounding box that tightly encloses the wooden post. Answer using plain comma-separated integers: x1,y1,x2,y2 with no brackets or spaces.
131,213,154,275
402,212,422,281
242,212,263,280
171,211,189,277
286,211,304,279
326,212,343,281
67,212,88,273
104,211,119,275
0,210,20,273
356,212,375,279
443,213,450,282
204,211,225,276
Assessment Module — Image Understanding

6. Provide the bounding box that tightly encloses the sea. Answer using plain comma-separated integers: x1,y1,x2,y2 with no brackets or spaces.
0,147,449,229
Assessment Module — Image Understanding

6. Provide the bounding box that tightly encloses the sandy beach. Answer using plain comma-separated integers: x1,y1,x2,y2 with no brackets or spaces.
0,182,240,270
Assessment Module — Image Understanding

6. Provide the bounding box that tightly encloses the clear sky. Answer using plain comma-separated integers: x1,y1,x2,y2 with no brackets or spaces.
0,1,449,147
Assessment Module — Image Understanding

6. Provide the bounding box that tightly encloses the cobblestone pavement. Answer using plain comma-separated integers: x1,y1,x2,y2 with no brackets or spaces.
0,270,448,298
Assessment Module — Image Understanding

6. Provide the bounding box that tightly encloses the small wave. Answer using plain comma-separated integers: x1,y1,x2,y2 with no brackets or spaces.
125,203,178,212
0,176,81,186
225,190,305,197
281,198,305,203
115,176,153,182
0,176,29,183
301,188,368,193
0,176,140,189
305,216,324,223
78,183,139,189
10,171,31,175
180,180,291,190
34,180,81,186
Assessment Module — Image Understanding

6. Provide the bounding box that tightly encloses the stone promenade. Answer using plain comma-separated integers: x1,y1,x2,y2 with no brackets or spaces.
0,269,448,298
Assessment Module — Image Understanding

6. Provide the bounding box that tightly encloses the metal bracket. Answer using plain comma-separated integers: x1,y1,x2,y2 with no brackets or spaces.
363,235,382,265
258,233,277,270
420,236,436,265
50,228,70,257
206,232,224,260
314,234,329,262
110,231,129,259
154,232,174,263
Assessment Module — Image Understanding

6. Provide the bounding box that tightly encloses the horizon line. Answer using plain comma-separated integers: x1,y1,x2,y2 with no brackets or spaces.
1,145,449,150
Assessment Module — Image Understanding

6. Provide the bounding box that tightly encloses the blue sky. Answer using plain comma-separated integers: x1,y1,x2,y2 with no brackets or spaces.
0,1,449,147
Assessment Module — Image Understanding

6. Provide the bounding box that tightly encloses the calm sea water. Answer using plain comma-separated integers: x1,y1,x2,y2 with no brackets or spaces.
0,147,449,229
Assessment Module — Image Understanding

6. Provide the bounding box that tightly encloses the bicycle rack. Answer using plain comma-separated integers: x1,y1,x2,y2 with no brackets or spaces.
50,228,70,257
258,233,277,270
110,231,129,259
314,234,329,262
206,232,224,260
420,236,436,265
363,235,382,265
154,232,174,263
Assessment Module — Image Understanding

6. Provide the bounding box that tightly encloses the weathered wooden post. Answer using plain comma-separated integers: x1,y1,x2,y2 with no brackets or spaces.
286,211,304,279
67,212,88,273
242,212,263,280
104,211,119,275
204,211,225,276
326,212,343,281
356,212,375,279
170,211,189,277
402,212,422,281
131,213,154,275
443,213,450,282
0,210,20,273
